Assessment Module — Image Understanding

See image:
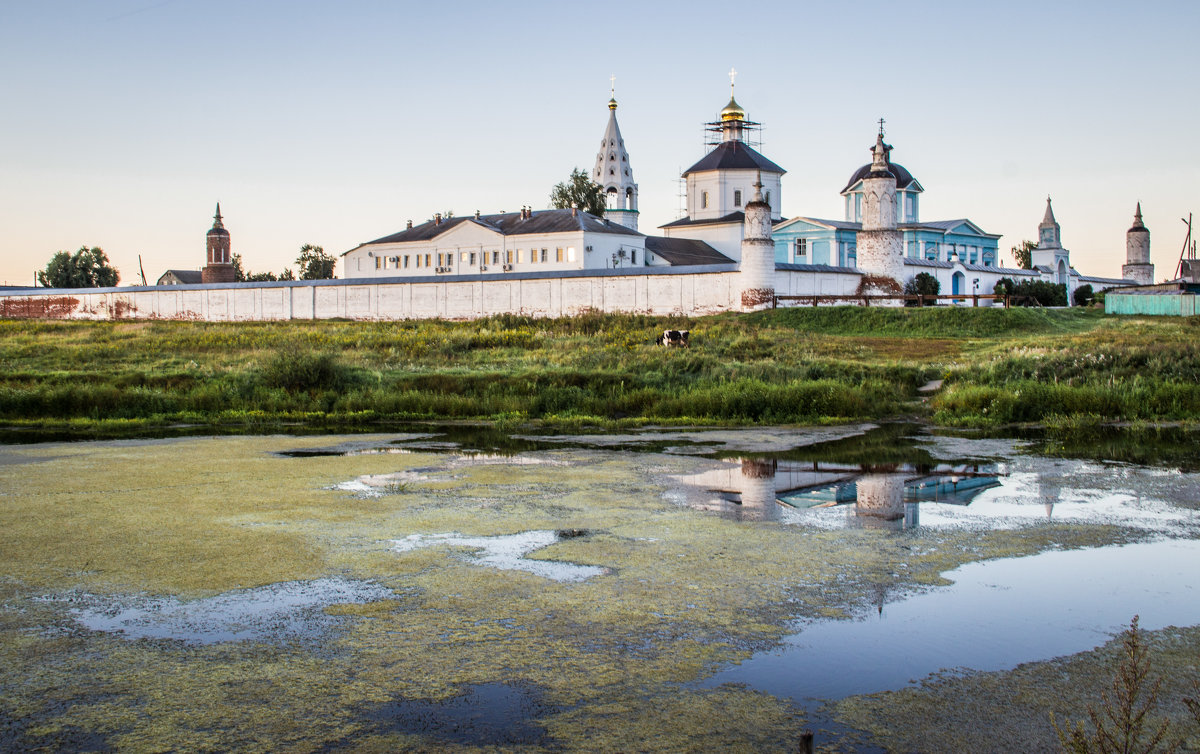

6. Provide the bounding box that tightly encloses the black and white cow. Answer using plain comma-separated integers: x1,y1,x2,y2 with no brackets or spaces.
655,329,689,347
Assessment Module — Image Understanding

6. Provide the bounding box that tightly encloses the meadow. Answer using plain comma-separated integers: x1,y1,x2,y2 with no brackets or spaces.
0,307,1197,433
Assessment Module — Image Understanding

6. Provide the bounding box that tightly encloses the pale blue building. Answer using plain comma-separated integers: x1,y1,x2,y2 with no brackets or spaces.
772,143,1001,270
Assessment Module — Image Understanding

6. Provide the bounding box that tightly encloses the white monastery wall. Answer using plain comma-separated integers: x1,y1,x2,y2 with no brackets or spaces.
0,268,740,322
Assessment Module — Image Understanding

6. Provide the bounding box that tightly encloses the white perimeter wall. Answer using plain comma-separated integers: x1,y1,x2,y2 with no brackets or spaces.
0,270,740,322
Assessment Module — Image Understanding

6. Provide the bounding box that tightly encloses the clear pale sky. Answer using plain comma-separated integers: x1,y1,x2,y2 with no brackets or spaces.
1,0,1196,286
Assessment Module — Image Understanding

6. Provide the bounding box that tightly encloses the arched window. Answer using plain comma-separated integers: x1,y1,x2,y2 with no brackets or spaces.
734,190,742,207
701,191,708,209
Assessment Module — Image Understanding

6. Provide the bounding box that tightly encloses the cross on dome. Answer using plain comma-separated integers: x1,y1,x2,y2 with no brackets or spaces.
728,67,737,90
878,117,886,137
610,74,615,98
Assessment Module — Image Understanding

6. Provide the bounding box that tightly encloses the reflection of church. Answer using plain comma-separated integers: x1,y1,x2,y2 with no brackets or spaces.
669,457,1000,529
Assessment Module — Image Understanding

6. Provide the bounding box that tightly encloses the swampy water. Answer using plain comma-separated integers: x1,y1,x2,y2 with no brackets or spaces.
1,423,1199,752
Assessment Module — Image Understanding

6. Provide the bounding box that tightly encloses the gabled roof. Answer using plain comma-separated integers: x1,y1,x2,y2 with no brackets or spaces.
902,219,1000,239
157,269,203,284
682,141,785,176
644,237,733,266
780,217,861,231
355,209,641,252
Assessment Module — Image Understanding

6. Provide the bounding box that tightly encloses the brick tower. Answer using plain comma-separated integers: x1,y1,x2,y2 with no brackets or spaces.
202,203,236,284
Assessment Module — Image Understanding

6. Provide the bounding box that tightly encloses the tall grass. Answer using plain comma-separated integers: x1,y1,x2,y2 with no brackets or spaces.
0,308,1191,429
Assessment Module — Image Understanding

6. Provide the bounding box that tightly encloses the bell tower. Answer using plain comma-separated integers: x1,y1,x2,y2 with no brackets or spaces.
1122,203,1153,285
202,203,236,284
593,78,639,231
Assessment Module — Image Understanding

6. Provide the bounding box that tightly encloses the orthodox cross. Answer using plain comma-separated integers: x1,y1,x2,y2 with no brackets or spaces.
728,67,738,88
610,74,616,98
878,117,886,137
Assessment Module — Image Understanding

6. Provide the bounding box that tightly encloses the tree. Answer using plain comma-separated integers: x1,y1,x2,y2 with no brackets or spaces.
903,272,940,306
993,277,1016,297
296,244,336,280
1011,239,1037,270
37,246,120,288
550,168,607,217
426,210,455,223
1012,280,1067,306
1073,284,1094,307
232,253,248,282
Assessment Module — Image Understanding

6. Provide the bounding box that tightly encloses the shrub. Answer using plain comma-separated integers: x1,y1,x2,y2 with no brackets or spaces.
903,272,940,306
260,351,350,393
1074,284,1095,307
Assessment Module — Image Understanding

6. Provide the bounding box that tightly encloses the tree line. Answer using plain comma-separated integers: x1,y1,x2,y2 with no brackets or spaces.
37,244,337,288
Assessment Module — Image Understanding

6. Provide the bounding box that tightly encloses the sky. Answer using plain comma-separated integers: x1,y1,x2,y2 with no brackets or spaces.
1,0,1197,286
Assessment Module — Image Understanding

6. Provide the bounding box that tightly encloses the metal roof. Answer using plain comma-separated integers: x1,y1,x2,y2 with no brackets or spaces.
842,160,919,193
360,208,642,249
643,237,733,266
682,141,786,176
659,211,745,229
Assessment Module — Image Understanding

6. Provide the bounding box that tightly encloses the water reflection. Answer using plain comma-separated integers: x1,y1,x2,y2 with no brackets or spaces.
669,458,1001,529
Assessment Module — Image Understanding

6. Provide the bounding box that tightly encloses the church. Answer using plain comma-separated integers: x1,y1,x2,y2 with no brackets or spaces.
339,77,1137,307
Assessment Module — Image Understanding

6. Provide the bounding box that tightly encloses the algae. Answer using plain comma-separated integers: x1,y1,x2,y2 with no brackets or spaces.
1,430,1197,751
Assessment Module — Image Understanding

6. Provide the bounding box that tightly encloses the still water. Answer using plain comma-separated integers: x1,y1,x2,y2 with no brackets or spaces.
1,422,1198,751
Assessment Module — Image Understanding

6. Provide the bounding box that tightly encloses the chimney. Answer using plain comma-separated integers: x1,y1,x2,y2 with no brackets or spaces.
435,213,442,226
571,206,577,217
406,220,413,229
475,209,481,219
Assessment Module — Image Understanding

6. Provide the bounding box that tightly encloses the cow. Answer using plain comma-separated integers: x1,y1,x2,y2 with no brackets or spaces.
655,329,689,347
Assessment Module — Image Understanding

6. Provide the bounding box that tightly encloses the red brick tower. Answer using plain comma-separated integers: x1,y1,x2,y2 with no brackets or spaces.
202,203,236,284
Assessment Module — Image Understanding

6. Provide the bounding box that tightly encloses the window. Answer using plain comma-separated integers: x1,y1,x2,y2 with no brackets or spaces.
460,251,468,263
567,247,576,262
630,250,637,265
795,239,807,258
541,248,548,262
556,248,563,262
470,252,477,265
375,256,381,270
424,253,431,268
437,253,444,267
414,254,420,268
734,190,742,207
701,191,708,209
506,249,513,264
492,250,499,265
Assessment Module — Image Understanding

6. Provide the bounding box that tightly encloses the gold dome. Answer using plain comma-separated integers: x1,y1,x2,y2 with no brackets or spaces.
608,97,618,111
720,95,745,122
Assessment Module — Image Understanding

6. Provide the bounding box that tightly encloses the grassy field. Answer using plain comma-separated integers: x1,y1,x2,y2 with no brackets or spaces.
1,308,1197,433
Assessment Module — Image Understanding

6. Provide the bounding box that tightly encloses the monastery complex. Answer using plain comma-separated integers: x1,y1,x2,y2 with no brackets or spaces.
0,78,1165,322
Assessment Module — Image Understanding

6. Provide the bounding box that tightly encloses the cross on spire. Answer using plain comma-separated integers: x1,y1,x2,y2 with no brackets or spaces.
728,67,737,90
610,74,615,98
878,117,886,137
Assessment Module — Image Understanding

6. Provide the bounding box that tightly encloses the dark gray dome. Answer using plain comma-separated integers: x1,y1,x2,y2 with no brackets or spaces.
843,161,917,192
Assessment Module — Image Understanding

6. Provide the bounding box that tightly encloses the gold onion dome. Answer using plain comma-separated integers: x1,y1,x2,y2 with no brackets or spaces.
720,95,745,122
608,97,618,110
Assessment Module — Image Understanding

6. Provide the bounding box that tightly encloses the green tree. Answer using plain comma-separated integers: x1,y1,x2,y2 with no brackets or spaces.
37,246,120,288
1073,284,1095,307
550,168,607,217
993,277,1016,297
295,244,336,280
1011,239,1037,270
232,253,248,282
903,272,940,306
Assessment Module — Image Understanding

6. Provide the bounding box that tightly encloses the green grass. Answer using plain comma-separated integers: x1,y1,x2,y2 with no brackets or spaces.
1,309,1198,430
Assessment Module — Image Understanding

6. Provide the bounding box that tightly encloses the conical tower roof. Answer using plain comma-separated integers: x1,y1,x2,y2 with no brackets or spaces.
593,97,635,194
1128,202,1149,233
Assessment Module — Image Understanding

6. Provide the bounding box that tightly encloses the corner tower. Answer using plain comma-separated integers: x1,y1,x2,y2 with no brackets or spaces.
202,203,236,284
1122,203,1153,285
593,84,639,231
739,174,775,311
854,129,904,301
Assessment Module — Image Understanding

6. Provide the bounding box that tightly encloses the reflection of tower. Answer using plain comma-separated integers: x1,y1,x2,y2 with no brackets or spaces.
737,458,780,521
202,203,236,284
853,474,906,529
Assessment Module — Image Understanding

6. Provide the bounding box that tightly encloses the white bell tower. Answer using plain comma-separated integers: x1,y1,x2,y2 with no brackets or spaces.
593,76,639,231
